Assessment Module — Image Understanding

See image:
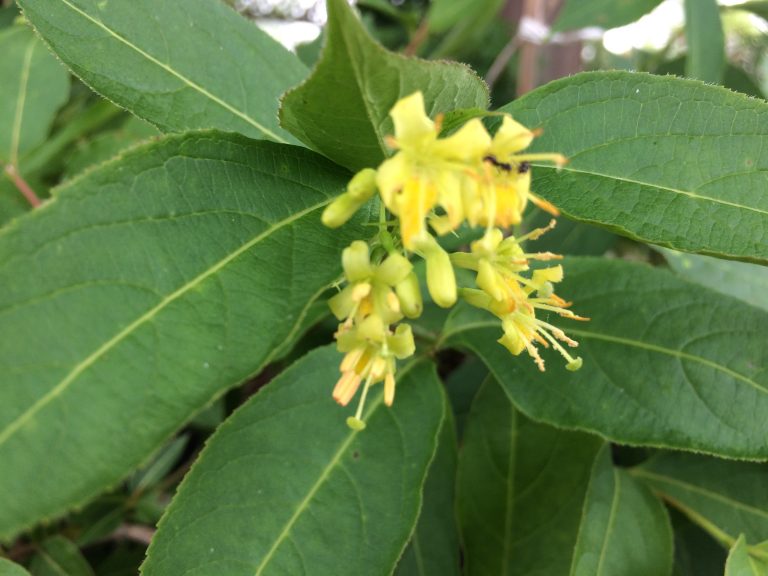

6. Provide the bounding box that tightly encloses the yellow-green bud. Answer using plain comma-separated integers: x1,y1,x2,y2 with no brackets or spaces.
346,168,378,201
389,324,416,358
376,253,412,285
342,241,372,282
395,272,423,318
322,193,363,228
424,246,456,308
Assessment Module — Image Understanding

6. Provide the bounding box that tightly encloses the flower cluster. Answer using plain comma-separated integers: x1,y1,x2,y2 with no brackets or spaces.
323,91,583,429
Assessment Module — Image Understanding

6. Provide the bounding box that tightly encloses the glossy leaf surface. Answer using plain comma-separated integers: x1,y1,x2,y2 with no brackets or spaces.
441,258,768,458
280,0,489,172
142,348,446,576
552,0,663,32
17,0,306,143
0,133,363,539
570,446,673,576
502,72,768,263
635,453,768,546
457,377,602,575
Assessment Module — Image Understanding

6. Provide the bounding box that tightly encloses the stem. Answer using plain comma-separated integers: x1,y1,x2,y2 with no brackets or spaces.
4,164,40,207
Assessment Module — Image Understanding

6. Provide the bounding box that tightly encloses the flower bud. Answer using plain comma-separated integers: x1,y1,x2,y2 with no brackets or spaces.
342,241,372,282
395,272,423,318
322,193,363,228
376,252,412,285
346,168,378,201
415,235,457,308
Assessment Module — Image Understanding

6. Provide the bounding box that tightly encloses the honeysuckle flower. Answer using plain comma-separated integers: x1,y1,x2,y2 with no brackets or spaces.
376,92,491,249
328,240,421,429
322,168,378,228
456,223,585,372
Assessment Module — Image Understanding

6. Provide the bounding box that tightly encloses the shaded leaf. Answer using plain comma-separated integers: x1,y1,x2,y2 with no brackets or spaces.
0,24,69,165
142,348,446,576
29,536,94,576
280,0,489,172
661,248,768,312
553,0,663,32
441,258,768,458
0,133,364,539
501,71,768,264
0,559,32,576
634,453,768,547
457,377,602,575
671,509,728,576
17,0,306,143
570,445,673,576
396,409,460,576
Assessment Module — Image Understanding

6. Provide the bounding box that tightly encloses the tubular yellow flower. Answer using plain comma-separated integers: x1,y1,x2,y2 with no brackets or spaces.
376,92,491,249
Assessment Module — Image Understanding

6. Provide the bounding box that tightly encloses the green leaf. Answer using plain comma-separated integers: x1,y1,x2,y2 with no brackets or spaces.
0,132,365,539
396,409,460,576
0,559,31,576
142,347,446,576
279,0,489,172
672,509,728,576
457,377,602,575
29,536,94,576
726,536,768,576
553,0,663,32
16,0,307,143
634,453,768,549
427,0,503,34
660,248,768,312
501,71,768,264
0,24,69,166
684,0,725,83
571,445,673,576
732,1,768,21
0,178,28,227
441,258,768,459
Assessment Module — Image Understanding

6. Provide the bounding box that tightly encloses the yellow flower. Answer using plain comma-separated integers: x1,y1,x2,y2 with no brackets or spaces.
328,240,420,429
376,92,491,249
456,224,585,372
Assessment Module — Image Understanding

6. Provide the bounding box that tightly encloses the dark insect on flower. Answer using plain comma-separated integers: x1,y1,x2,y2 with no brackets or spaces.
518,161,531,174
483,154,512,172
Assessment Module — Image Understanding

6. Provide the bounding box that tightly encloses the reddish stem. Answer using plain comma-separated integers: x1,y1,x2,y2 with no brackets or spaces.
4,164,41,208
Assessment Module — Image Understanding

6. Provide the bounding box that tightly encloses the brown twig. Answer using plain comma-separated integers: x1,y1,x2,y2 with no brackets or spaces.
404,18,429,56
4,164,41,208
109,523,156,546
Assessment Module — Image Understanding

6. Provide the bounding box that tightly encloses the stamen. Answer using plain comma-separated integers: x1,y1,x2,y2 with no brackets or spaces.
352,282,372,302
517,219,557,243
530,194,560,217
353,374,375,422
525,341,546,371
384,372,396,407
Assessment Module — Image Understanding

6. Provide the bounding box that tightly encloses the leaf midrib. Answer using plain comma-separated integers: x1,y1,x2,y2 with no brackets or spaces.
539,164,768,217
0,197,332,448
632,468,768,521
55,0,286,143
440,321,765,394
251,360,420,576
9,32,36,165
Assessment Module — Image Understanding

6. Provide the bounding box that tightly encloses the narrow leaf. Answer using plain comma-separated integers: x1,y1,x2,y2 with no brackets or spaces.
684,0,725,83
570,446,673,576
726,535,768,576
0,24,69,166
457,377,602,575
16,0,307,143
396,409,460,576
553,0,663,32
634,453,768,548
661,248,768,312
28,536,94,576
441,258,768,459
501,71,768,263
142,347,446,576
279,0,489,172
0,559,31,576
0,133,363,539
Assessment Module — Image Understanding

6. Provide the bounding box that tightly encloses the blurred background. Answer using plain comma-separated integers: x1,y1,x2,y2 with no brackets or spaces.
230,0,768,105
